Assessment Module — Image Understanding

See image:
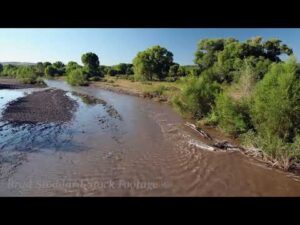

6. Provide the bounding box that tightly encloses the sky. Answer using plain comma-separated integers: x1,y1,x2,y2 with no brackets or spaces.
0,28,300,66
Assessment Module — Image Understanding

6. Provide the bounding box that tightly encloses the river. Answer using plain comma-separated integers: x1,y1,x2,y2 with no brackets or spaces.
0,79,300,196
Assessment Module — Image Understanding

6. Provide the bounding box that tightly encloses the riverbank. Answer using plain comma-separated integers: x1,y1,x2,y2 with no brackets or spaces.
0,78,46,89
91,76,181,102
1,78,300,196
88,76,300,175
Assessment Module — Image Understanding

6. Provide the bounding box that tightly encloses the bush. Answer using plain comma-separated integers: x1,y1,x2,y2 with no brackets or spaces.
108,69,118,76
206,65,256,135
241,57,300,167
209,92,251,135
153,85,168,96
251,57,300,142
172,74,220,118
15,66,39,84
66,69,88,86
165,76,177,82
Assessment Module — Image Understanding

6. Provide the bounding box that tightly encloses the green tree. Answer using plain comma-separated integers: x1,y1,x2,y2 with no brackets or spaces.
194,37,293,83
133,45,174,81
66,61,81,74
43,62,52,68
125,66,134,75
35,62,45,76
115,63,128,74
168,63,180,77
81,52,102,78
52,61,66,76
45,65,58,77
0,63,3,75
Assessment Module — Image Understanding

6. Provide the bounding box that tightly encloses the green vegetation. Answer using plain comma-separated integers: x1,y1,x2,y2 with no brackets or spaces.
66,68,88,86
0,63,44,84
81,52,102,78
133,45,174,81
171,37,298,169
1,37,299,169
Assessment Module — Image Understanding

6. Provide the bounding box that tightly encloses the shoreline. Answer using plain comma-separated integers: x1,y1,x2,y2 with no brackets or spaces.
89,79,300,176
0,77,46,89
2,77,300,178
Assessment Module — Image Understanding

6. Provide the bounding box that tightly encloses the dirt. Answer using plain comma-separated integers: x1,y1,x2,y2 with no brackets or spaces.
0,78,46,89
1,89,78,124
90,82,143,97
91,82,169,102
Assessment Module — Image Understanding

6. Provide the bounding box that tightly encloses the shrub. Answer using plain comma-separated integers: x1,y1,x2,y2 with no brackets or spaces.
206,65,256,135
251,57,300,142
108,69,118,76
153,85,168,96
66,69,88,86
209,92,252,135
172,74,220,118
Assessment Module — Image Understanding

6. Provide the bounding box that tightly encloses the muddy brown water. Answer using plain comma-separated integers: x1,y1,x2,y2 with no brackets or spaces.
1,79,300,196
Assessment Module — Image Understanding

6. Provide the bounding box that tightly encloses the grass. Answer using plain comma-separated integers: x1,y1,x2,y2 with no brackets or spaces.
92,75,181,100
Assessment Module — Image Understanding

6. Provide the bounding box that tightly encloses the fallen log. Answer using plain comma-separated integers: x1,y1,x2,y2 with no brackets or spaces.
185,122,213,141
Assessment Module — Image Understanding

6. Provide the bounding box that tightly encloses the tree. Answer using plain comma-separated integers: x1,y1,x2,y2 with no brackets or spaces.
0,63,3,75
194,37,293,83
115,63,128,74
35,62,45,76
66,61,81,74
133,45,174,81
43,62,52,68
100,65,110,75
263,39,293,62
125,66,134,75
108,68,118,76
45,65,58,77
168,63,180,77
53,61,66,76
81,52,102,78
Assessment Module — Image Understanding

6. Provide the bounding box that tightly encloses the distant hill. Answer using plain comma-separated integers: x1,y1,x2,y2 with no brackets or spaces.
0,62,36,66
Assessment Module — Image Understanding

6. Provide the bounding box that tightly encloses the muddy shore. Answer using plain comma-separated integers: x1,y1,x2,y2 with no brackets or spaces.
1,89,78,124
0,78,46,89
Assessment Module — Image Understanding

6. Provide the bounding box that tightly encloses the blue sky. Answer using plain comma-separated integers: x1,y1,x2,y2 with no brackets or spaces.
0,28,299,65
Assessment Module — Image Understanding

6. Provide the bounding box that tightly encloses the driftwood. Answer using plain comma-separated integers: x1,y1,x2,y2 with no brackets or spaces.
185,122,213,140
212,140,245,152
185,122,245,152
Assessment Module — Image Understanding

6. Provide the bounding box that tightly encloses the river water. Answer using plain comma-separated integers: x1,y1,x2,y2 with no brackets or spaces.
0,79,300,196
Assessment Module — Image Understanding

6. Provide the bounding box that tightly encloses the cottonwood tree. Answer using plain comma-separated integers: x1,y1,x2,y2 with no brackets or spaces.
133,45,174,81
81,52,102,78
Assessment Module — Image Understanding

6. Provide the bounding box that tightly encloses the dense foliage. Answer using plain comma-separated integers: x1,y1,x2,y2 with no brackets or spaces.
66,68,88,86
81,52,102,78
133,45,174,81
1,38,299,167
173,37,299,168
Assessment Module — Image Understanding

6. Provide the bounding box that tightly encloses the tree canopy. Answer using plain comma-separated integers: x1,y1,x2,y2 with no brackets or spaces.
133,45,174,81
81,52,102,77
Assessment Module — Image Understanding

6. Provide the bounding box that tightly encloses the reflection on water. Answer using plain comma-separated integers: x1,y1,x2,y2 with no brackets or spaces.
1,79,300,196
